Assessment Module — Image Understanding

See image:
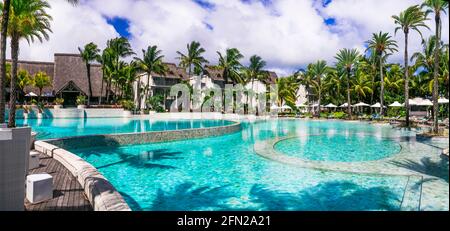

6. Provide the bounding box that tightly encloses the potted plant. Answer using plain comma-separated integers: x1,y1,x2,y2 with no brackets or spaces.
120,99,135,117
37,102,45,119
22,105,31,119
76,95,87,109
54,98,64,109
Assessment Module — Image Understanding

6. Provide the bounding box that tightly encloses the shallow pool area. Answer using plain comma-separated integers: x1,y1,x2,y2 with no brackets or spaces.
17,118,235,140
66,120,449,211
274,134,402,162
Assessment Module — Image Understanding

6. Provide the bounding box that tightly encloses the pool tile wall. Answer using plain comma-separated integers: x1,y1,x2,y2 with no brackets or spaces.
46,121,241,150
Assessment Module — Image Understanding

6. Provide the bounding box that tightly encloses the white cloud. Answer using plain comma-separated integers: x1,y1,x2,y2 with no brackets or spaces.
11,0,449,76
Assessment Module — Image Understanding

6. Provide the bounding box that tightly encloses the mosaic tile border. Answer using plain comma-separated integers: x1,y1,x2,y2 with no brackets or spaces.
44,121,241,150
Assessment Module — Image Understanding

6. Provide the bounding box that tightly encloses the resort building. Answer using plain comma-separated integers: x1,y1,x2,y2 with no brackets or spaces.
11,54,289,111
7,54,104,107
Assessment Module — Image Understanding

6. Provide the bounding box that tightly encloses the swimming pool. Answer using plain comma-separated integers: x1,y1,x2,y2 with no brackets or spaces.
66,120,448,211
274,134,401,162
17,118,235,140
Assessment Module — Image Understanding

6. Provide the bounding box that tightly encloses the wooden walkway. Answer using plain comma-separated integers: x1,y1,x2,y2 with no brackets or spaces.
25,153,93,211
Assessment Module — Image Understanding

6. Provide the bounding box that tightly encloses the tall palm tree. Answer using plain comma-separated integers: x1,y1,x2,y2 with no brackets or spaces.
335,48,361,117
366,32,398,115
78,42,100,105
134,45,166,109
307,60,330,116
0,0,76,124
0,0,11,124
98,47,113,104
105,37,135,103
242,55,268,114
393,5,429,127
177,41,209,80
422,0,448,133
246,55,268,92
217,48,244,84
5,0,52,128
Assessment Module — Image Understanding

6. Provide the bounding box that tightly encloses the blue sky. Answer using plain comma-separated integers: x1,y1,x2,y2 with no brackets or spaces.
16,0,450,77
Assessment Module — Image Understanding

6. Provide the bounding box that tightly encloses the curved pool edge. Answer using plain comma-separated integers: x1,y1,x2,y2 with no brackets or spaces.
254,134,432,178
43,121,242,150
34,140,131,211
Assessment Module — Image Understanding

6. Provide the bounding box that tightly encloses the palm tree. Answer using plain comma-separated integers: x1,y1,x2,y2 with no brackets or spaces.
134,45,166,109
17,69,33,103
0,0,11,124
105,37,135,103
393,5,429,127
0,0,76,124
78,42,100,105
217,48,244,84
5,0,52,128
98,47,113,105
351,68,373,104
422,0,448,133
335,48,361,117
307,60,329,116
276,76,299,108
366,32,398,115
360,51,379,108
411,36,446,97
384,64,404,96
33,71,51,101
242,55,268,114
177,41,209,80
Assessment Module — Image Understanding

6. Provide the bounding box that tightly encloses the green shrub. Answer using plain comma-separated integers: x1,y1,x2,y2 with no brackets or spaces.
76,95,86,105
120,99,135,111
54,98,64,105
147,95,165,112
332,111,347,119
320,112,329,118
303,112,313,118
30,99,37,105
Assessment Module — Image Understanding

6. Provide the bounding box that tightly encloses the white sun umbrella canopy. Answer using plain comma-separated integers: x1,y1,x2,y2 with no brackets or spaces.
438,97,449,104
353,102,370,107
324,103,337,108
408,98,418,105
370,103,382,108
418,99,433,106
295,102,307,107
25,92,38,97
339,103,350,107
389,101,403,107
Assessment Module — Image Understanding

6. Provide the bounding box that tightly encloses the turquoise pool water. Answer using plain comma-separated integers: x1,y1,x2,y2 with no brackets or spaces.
16,118,234,140
274,134,401,162
70,120,422,211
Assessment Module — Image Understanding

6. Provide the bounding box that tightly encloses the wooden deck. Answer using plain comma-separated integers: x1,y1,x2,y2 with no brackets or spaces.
25,153,93,211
